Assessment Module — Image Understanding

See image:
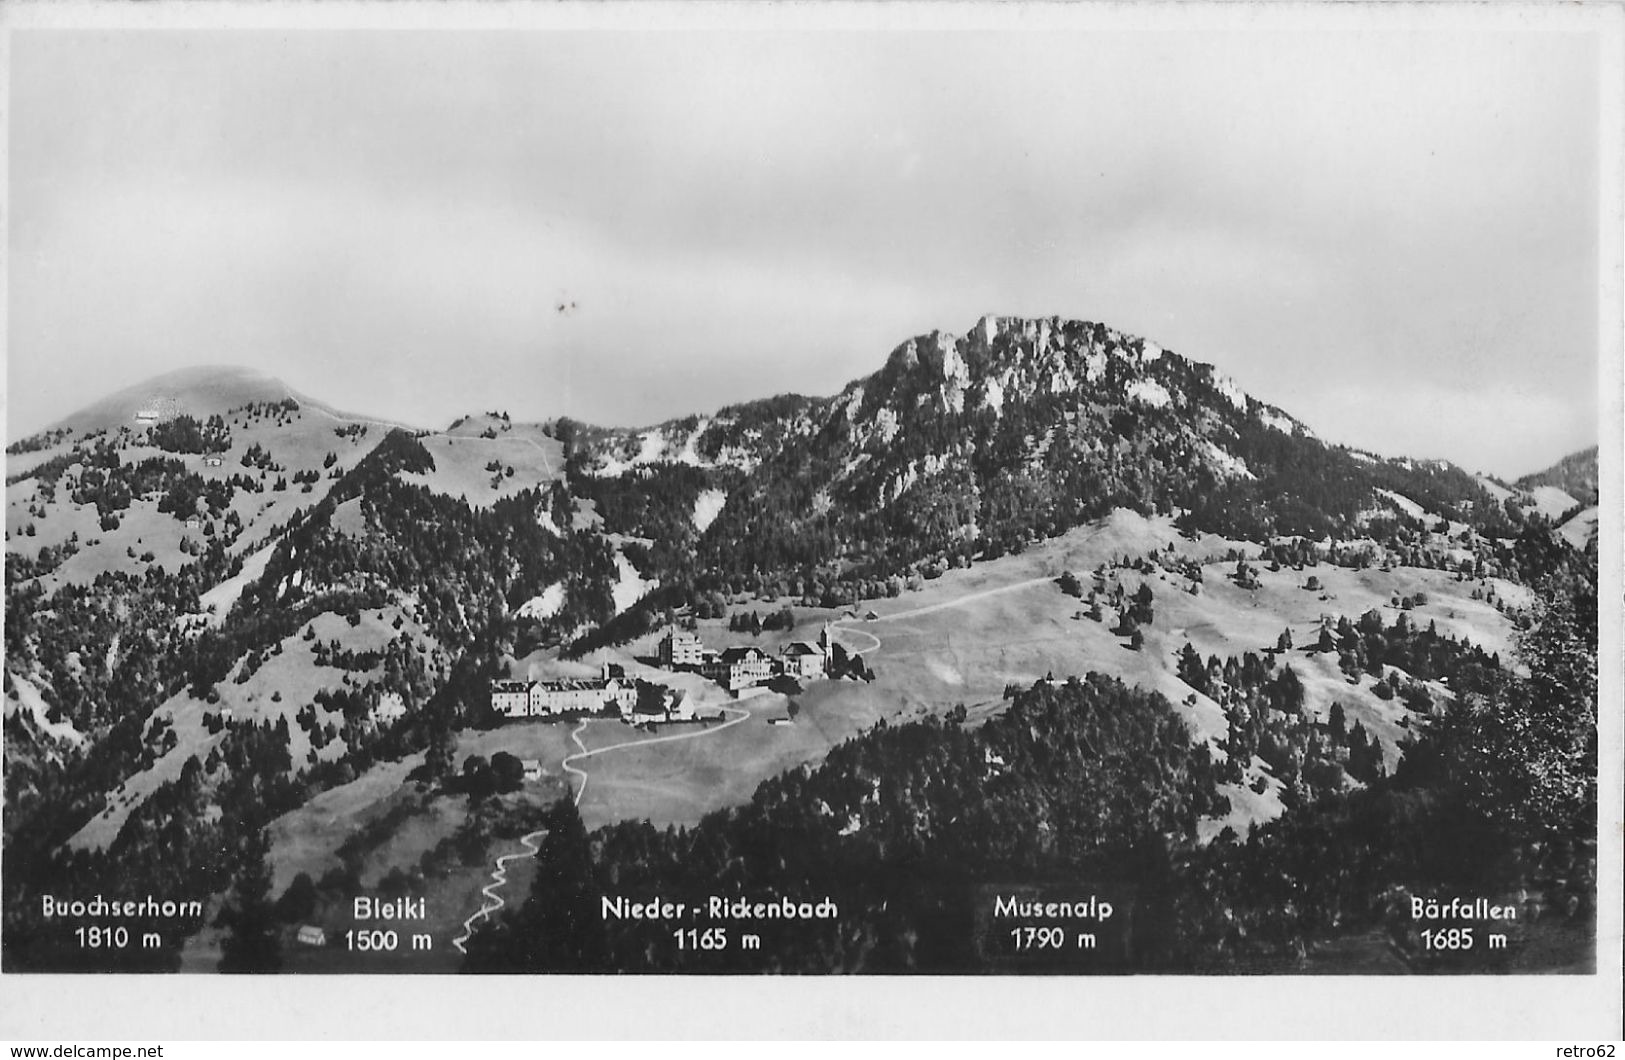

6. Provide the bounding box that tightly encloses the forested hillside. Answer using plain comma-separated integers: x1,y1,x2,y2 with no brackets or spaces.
3,317,1601,974
560,316,1567,621
3,429,619,969
462,567,1595,973
1515,445,1598,503
464,672,1230,972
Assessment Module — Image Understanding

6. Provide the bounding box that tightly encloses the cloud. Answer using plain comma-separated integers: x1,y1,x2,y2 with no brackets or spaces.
7,27,1604,474
1301,380,1597,479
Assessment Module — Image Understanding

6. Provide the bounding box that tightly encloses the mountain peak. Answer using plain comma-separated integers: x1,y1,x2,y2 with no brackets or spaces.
19,365,420,444
36,365,301,438
874,313,1164,415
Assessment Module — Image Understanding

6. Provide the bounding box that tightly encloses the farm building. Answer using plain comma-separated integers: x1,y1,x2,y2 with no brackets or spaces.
626,683,694,724
630,698,669,725
664,691,696,722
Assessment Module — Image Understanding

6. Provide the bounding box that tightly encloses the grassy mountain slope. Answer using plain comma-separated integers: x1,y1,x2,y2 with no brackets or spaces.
3,318,1596,973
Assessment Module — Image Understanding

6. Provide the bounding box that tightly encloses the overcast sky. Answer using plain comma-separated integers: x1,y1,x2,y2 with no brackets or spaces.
7,22,1606,478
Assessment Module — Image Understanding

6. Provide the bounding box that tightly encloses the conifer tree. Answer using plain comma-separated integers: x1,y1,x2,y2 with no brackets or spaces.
465,798,607,972
1328,701,1346,740
1445,580,1596,835
1176,643,1207,693
218,828,282,973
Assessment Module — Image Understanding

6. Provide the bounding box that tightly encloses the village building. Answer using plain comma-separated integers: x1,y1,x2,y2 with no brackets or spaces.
780,640,827,681
781,623,837,681
528,676,635,718
658,628,706,669
624,682,694,724
630,698,669,726
520,759,544,782
490,680,531,718
703,646,775,693
296,925,327,947
664,693,697,722
657,621,842,693
491,663,644,720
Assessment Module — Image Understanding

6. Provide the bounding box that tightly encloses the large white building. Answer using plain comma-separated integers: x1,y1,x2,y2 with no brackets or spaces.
659,629,706,669
490,680,531,717
779,640,827,680
491,663,638,720
701,646,775,692
529,677,636,718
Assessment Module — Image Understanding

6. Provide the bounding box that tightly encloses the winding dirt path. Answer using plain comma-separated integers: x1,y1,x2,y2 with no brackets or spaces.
864,575,1056,624
830,621,882,656
449,525,1111,956
449,570,1063,957
513,435,556,477
561,706,751,807
449,826,547,955
449,703,751,955
842,520,1114,633
827,570,1062,660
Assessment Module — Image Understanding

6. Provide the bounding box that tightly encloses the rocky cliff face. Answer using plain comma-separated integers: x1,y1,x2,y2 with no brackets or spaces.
574,314,1323,521
840,313,1310,493
680,314,1357,581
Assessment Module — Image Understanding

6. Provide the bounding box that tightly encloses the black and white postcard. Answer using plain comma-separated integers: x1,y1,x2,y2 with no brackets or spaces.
1,0,1619,1041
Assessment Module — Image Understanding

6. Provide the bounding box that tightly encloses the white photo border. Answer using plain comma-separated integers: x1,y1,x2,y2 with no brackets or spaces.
0,0,1619,1041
